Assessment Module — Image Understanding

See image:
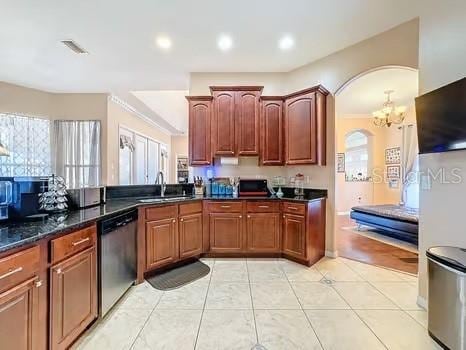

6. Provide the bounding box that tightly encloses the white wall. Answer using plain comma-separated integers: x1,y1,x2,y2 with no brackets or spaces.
417,0,466,301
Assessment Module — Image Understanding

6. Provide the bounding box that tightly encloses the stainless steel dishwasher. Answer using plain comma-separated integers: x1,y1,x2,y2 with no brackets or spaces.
98,209,137,317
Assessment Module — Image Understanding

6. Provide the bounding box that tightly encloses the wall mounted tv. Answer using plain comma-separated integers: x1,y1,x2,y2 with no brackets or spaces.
416,77,466,154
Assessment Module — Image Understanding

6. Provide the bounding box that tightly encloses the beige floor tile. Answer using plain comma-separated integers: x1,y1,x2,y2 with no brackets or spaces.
199,257,215,267
314,257,363,281
357,310,441,350
157,280,209,309
248,264,287,282
251,282,301,309
196,310,257,350
281,262,323,282
205,282,252,309
393,271,419,283
291,282,350,309
341,259,407,282
77,308,151,350
211,262,249,282
332,282,398,309
131,309,202,350
255,310,322,350
305,309,385,350
371,281,422,310
406,310,428,329
117,282,164,310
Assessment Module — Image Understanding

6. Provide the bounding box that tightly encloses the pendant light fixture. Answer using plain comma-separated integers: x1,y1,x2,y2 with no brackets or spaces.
373,90,407,127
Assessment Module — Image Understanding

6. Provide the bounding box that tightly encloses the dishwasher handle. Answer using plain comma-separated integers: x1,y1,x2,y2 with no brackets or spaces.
100,210,138,235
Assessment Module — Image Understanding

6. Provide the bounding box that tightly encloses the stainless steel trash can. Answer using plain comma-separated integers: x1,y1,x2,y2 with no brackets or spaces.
427,246,465,350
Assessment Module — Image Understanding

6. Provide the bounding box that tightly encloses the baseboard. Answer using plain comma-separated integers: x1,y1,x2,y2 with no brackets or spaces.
417,295,427,310
337,211,350,216
325,250,338,258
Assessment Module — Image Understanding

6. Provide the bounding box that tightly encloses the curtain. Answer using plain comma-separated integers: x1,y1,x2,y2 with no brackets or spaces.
400,124,418,206
53,120,101,188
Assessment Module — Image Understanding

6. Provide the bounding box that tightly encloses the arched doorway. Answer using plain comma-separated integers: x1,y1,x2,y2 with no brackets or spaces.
334,66,419,274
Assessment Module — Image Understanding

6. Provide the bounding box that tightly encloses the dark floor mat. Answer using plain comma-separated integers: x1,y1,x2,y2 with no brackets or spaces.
145,260,210,291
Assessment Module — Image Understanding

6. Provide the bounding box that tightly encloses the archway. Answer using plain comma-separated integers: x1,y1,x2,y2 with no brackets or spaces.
333,66,419,273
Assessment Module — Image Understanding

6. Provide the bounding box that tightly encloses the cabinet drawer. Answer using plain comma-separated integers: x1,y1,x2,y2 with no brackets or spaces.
145,205,178,221
247,201,279,213
179,201,202,215
50,225,96,264
282,201,306,215
206,201,243,213
0,245,40,292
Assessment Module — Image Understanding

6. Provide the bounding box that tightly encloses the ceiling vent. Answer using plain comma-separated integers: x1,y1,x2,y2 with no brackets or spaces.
61,40,88,54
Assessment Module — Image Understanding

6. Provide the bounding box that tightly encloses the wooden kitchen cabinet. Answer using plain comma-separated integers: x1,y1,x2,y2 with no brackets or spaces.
236,90,260,156
187,96,212,166
50,246,97,350
284,87,328,165
0,276,39,350
246,213,280,252
179,212,203,259
282,213,306,259
211,87,262,157
146,217,178,270
212,90,236,156
260,98,284,165
209,212,243,252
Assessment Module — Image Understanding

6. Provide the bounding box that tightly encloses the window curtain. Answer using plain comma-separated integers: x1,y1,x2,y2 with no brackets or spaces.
400,124,418,207
52,120,101,188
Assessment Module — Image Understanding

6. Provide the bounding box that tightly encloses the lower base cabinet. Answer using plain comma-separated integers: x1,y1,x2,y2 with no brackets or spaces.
50,246,97,350
246,213,280,252
0,277,39,350
282,213,306,259
179,213,203,259
146,218,178,270
209,213,243,252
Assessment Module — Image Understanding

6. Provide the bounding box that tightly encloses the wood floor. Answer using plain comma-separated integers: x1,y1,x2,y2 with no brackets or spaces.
336,215,418,274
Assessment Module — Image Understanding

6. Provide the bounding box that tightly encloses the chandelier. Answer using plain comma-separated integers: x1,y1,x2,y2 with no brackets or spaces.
372,90,406,127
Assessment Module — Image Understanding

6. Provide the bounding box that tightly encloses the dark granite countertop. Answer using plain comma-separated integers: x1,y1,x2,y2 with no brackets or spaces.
0,190,326,254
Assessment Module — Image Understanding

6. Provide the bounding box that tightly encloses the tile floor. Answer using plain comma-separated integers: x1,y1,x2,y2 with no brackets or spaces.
75,257,440,350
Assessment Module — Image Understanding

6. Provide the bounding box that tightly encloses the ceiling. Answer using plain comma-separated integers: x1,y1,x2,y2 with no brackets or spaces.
337,68,419,117
0,0,422,133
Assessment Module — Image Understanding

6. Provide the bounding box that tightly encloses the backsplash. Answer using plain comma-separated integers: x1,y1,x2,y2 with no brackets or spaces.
106,184,194,199
191,157,330,189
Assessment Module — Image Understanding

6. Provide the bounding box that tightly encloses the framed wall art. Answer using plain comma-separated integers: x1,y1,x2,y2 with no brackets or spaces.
387,165,401,179
336,153,345,173
385,147,401,164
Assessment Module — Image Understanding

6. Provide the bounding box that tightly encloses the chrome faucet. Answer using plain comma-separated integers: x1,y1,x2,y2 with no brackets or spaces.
155,171,166,197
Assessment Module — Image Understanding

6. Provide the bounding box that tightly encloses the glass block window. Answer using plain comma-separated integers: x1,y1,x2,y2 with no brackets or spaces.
0,114,51,176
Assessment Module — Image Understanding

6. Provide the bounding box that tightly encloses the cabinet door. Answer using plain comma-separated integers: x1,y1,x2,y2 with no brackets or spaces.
282,213,306,259
179,213,203,259
0,277,39,350
50,247,97,350
236,91,260,156
212,91,236,156
260,99,283,165
146,218,178,270
284,92,317,164
209,213,243,252
188,98,212,165
246,213,280,252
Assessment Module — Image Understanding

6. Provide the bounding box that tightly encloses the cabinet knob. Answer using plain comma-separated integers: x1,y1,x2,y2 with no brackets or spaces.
35,280,43,288
180,218,184,222
239,215,242,218
247,215,251,218
56,268,62,274
172,219,176,223
283,215,285,219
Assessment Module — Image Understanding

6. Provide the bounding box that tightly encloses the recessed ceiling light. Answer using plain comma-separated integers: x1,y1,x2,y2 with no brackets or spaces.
61,40,88,54
218,34,233,51
156,35,172,50
278,35,295,51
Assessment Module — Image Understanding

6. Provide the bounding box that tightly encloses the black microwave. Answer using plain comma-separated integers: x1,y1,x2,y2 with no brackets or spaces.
238,179,268,197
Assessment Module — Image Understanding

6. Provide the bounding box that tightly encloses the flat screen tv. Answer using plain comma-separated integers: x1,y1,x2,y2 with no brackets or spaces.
416,77,466,154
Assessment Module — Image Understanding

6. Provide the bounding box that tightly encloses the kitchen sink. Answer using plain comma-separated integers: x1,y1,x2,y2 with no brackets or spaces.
139,196,191,203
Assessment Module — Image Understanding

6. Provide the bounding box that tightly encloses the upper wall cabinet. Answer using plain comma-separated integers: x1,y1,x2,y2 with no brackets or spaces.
284,87,328,165
236,90,260,156
260,97,284,165
210,87,262,157
187,96,213,166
